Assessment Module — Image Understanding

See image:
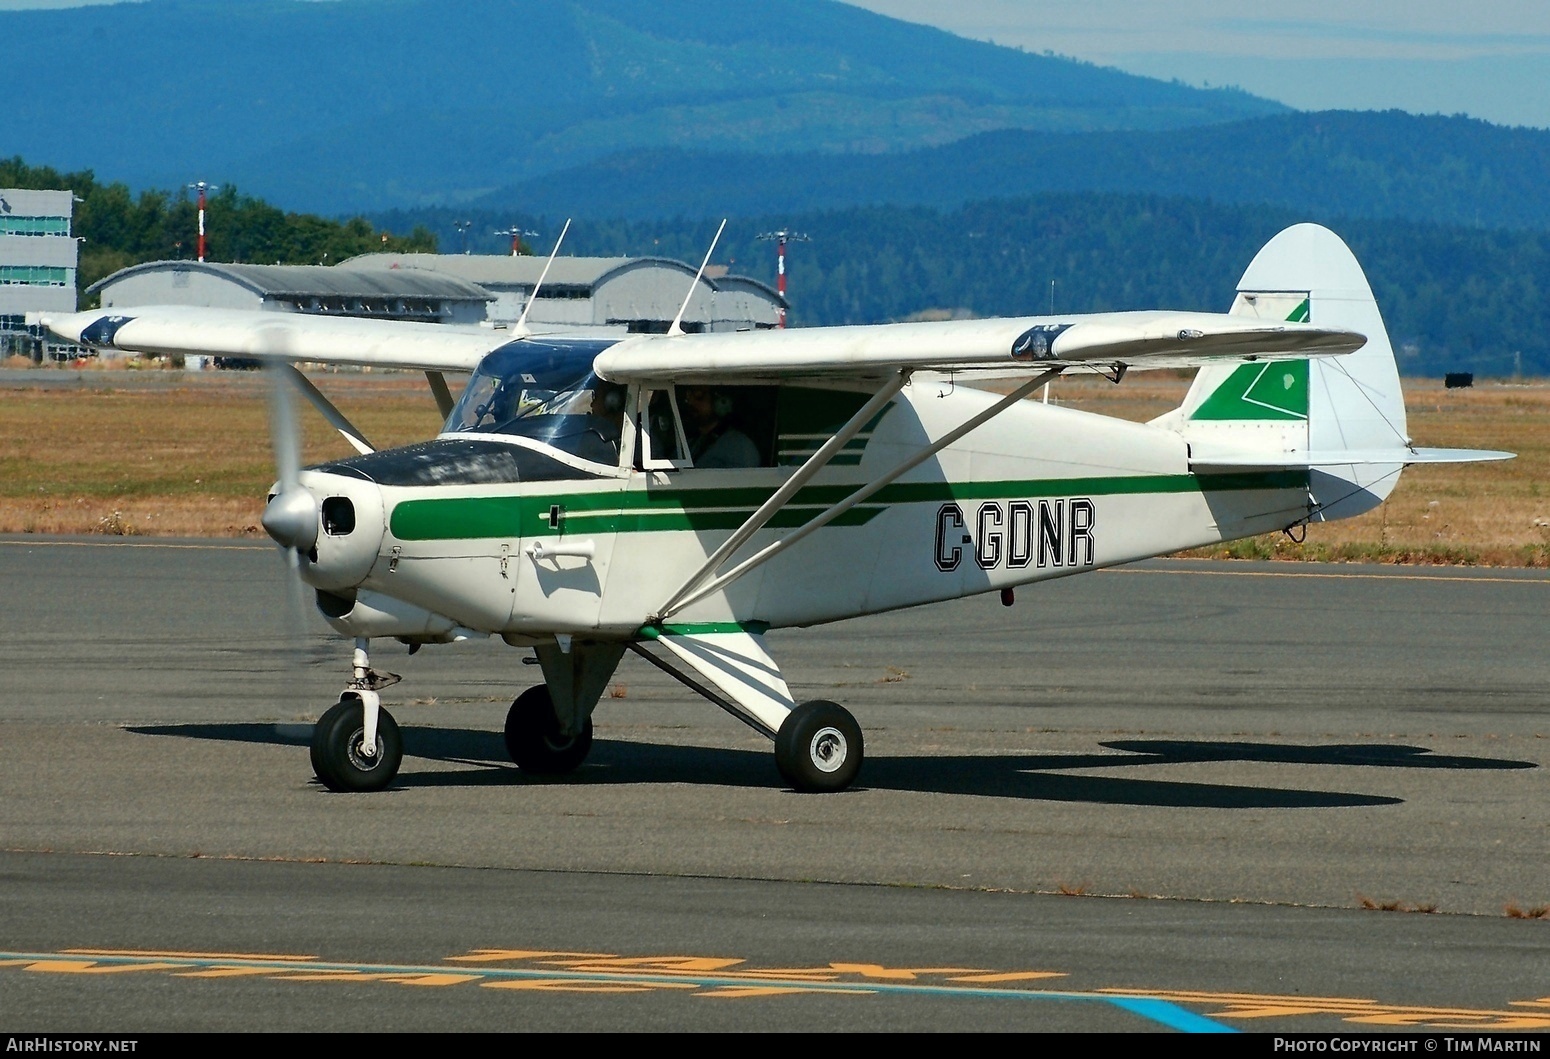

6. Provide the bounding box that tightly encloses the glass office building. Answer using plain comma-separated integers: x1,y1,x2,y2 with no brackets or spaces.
0,188,78,360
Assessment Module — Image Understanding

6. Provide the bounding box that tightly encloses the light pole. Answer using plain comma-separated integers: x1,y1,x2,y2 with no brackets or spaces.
493,227,539,257
757,229,810,328
187,181,219,262
454,219,473,255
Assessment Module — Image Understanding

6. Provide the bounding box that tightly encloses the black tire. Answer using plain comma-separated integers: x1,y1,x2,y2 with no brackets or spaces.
311,696,403,792
504,685,593,775
774,700,863,792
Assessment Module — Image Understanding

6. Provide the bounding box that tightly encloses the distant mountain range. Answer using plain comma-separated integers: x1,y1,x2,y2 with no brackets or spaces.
1,0,1282,214
474,110,1550,232
10,0,1549,374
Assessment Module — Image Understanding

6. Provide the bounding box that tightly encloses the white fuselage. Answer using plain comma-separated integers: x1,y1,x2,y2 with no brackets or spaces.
298,383,1309,640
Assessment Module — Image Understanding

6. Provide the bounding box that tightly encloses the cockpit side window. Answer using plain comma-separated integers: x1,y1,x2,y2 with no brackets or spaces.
638,387,690,469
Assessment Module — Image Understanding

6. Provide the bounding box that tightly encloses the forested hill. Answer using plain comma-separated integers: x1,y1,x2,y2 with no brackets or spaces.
0,0,1282,214
374,194,1550,379
476,110,1550,232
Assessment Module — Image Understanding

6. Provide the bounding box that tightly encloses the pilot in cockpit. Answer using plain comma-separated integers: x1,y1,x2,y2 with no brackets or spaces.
446,343,632,467
577,381,627,465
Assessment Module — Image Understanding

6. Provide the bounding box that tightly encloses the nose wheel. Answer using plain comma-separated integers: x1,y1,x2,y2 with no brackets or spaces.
774,700,863,792
311,694,403,792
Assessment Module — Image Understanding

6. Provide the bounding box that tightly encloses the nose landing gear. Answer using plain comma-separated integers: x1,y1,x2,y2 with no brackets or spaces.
311,637,404,792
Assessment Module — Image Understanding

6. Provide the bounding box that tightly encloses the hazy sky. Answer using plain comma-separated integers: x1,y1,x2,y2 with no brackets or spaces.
848,1,1550,128
4,0,1547,128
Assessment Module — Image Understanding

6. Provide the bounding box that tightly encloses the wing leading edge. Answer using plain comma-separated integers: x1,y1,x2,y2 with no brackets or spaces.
593,310,1367,385
34,305,511,372
41,304,1365,383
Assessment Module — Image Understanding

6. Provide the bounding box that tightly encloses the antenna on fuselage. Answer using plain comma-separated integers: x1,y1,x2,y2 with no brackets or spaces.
667,218,726,338
514,217,572,335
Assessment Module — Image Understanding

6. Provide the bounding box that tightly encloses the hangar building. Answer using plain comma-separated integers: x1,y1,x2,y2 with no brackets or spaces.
88,254,784,338
337,253,784,333
90,261,493,325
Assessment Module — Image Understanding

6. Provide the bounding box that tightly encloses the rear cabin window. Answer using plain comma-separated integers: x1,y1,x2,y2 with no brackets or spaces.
774,387,891,467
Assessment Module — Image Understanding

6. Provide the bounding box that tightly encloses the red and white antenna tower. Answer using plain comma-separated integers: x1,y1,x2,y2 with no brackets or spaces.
188,181,218,262
757,229,810,328
494,226,539,257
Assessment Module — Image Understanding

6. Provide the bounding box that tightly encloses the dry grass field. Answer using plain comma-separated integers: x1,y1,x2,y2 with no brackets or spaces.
1,360,1545,566
0,362,444,538
1044,373,1550,566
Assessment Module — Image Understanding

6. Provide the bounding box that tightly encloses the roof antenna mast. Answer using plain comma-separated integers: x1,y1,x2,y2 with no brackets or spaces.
668,218,726,338
514,218,572,335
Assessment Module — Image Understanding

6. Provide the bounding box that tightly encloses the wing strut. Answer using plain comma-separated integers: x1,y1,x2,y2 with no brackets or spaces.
425,370,455,420
278,362,375,455
656,370,911,619
652,366,1063,622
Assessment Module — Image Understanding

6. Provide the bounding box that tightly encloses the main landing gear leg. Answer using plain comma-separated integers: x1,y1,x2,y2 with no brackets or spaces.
624,639,864,793
311,636,404,792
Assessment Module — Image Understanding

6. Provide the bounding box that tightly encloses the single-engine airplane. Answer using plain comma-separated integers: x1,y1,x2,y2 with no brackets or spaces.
37,223,1511,794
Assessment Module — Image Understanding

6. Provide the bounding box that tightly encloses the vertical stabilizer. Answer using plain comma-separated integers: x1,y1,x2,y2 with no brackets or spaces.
1158,223,1411,522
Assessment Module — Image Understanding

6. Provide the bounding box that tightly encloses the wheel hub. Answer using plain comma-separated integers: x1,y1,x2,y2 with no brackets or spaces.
809,726,847,773
344,729,384,771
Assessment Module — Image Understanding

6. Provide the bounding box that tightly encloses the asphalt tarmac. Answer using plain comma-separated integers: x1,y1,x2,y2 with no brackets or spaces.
1,537,1547,1034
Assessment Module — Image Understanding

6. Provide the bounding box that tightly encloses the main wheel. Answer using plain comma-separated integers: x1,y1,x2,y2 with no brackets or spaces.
311,696,403,793
504,685,593,775
774,700,863,792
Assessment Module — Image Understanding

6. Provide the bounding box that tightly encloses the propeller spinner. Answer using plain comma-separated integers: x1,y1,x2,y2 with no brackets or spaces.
262,485,320,553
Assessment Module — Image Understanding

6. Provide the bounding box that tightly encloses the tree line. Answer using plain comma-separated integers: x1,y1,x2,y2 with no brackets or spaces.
6,151,1542,379
377,193,1548,379
0,157,438,296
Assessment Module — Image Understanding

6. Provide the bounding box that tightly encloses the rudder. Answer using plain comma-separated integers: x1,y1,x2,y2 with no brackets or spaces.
1158,223,1411,523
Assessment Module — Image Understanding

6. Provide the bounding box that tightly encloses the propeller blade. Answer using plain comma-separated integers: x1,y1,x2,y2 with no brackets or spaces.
260,361,319,643
267,360,301,495
280,541,309,641
260,362,319,552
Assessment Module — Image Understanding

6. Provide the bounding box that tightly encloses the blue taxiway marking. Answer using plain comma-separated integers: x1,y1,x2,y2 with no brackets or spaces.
1108,996,1238,1033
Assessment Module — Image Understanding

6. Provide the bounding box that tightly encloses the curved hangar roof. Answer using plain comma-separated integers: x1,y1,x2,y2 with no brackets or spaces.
339,252,783,302
88,261,493,301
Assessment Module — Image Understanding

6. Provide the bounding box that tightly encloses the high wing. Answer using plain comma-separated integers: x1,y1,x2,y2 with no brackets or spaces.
594,309,1367,385
39,304,1365,382
34,305,514,372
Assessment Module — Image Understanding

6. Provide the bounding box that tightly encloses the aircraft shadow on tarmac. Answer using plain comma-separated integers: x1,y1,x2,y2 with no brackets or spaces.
126,723,1537,809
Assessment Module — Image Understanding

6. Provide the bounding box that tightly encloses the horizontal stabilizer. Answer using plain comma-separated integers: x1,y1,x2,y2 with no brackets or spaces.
1404,447,1517,464
1192,447,1515,470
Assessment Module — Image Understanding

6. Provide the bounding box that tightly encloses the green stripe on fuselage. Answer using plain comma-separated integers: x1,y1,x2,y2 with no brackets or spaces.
640,620,772,638
388,470,1306,541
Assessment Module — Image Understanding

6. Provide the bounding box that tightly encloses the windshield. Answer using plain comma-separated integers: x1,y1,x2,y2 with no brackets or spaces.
445,339,626,466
